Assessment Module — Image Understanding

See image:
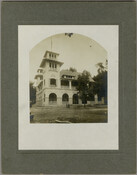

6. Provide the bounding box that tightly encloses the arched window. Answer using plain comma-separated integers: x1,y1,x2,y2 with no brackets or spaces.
50,78,56,86
62,93,69,103
49,93,57,104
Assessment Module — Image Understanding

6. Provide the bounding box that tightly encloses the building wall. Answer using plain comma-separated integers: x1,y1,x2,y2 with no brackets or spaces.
35,58,105,106
41,88,78,106
36,87,105,107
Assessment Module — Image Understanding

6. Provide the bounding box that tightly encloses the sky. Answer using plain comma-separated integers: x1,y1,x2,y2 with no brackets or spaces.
29,33,107,82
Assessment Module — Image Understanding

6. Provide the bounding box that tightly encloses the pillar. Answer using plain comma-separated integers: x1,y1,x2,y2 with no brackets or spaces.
87,101,91,105
69,80,72,89
69,98,73,105
44,97,49,106
57,97,62,105
94,94,98,104
79,99,82,104
58,79,61,88
101,97,105,104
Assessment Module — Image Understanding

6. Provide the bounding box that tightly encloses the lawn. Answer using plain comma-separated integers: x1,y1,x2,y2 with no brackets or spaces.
30,105,107,123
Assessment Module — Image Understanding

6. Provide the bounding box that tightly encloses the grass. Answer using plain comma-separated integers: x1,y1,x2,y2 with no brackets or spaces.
30,105,107,123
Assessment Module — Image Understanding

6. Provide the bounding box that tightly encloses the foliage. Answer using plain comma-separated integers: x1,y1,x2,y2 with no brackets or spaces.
76,70,94,105
30,81,36,104
96,59,107,74
69,67,77,72
93,60,108,104
76,60,108,105
96,62,105,74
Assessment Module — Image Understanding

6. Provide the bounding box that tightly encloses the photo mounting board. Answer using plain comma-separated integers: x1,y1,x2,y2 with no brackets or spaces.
1,1,136,174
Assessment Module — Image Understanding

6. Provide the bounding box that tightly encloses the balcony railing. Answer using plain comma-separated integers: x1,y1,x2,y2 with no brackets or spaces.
61,85,69,89
71,86,77,90
61,86,77,90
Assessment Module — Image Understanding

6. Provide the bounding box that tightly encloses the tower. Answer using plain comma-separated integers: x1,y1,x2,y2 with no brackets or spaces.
38,50,64,105
40,50,64,89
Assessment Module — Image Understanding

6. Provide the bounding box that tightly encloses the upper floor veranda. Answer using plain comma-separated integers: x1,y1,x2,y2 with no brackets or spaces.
36,78,78,94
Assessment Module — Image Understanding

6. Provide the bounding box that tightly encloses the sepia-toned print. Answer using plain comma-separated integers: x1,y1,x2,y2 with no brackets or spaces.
30,33,108,123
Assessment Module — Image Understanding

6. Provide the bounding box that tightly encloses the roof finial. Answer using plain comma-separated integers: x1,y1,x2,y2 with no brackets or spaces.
65,33,73,37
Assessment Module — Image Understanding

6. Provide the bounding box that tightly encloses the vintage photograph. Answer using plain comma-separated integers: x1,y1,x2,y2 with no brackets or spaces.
29,33,108,123
19,25,118,150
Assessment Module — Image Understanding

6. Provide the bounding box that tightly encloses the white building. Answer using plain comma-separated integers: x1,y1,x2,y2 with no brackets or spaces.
34,50,95,106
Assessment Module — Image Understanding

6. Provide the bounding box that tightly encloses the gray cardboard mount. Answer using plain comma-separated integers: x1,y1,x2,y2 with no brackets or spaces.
1,1,136,174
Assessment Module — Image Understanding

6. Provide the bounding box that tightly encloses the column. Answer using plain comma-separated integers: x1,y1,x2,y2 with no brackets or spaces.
57,97,62,105
79,99,82,104
58,79,61,88
101,97,105,104
69,98,73,105
94,94,98,104
45,97,49,106
69,80,72,89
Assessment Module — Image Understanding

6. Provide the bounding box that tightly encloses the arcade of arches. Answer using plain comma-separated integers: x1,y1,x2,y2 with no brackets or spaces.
48,93,79,105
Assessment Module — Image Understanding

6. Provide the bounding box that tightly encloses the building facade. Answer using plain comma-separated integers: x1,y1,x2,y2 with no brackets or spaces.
34,50,101,106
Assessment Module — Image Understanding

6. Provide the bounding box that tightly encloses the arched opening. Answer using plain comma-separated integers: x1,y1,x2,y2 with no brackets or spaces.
62,93,69,104
49,93,57,105
73,94,78,104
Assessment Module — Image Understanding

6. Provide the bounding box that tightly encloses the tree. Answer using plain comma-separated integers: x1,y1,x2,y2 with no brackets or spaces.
76,70,94,106
96,60,108,74
96,62,105,74
93,60,107,104
30,81,36,104
69,67,77,72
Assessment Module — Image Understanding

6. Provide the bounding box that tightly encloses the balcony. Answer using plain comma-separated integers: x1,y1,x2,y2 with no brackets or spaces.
61,85,69,89
61,86,77,90
71,86,77,90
